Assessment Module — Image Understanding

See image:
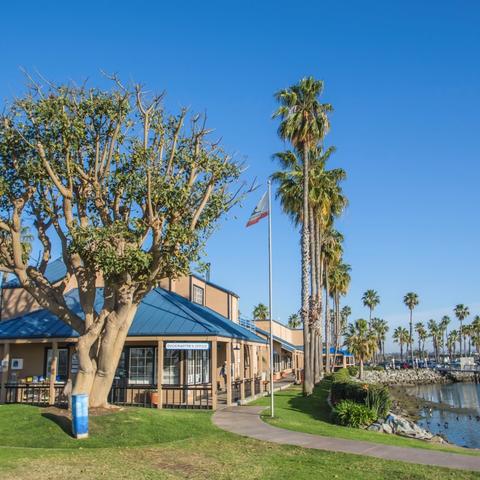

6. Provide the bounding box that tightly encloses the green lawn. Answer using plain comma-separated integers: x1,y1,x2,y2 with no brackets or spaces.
251,379,480,456
0,404,479,479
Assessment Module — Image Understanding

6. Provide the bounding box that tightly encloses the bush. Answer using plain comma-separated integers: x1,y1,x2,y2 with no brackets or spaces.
347,366,359,377
333,400,377,428
330,381,391,420
332,368,351,383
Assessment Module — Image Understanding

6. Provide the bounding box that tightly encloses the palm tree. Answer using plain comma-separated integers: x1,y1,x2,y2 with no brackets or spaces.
273,77,332,396
362,290,380,325
371,318,389,363
253,303,269,321
414,322,428,358
344,319,378,379
288,313,301,329
427,319,442,362
447,330,458,358
439,316,450,360
403,292,419,365
393,326,409,362
454,304,470,357
470,316,480,354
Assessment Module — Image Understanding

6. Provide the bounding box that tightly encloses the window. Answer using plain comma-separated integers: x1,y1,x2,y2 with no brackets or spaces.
128,347,154,385
186,349,210,384
46,348,69,382
192,285,204,305
163,350,180,385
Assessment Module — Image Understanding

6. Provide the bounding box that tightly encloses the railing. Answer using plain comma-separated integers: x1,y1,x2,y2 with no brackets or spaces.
244,379,252,398
162,384,212,409
5,382,213,410
231,380,242,403
4,383,68,407
108,385,156,407
254,376,261,395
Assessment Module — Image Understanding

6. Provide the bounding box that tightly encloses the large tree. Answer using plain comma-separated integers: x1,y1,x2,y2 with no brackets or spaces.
393,326,409,362
362,289,380,325
0,79,243,407
344,319,377,379
454,304,470,357
273,77,332,395
403,292,419,365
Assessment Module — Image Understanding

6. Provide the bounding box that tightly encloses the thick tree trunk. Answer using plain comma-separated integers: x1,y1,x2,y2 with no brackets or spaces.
72,304,138,408
301,147,312,395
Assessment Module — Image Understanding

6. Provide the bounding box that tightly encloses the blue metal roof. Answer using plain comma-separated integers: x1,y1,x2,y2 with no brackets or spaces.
323,346,353,356
2,258,68,289
0,288,266,344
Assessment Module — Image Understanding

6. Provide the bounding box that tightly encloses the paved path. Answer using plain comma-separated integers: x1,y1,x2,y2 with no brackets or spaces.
213,406,480,472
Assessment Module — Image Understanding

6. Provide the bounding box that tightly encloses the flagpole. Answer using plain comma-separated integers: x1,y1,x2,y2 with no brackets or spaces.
268,179,274,418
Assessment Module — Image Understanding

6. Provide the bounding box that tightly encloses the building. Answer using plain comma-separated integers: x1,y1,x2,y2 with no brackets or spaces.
0,260,303,409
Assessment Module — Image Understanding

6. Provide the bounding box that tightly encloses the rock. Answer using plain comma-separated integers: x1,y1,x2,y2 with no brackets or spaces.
382,413,433,440
367,423,382,432
359,369,451,387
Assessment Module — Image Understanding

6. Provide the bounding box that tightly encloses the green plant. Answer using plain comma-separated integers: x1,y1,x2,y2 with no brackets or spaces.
365,384,391,418
332,368,351,383
333,400,376,428
347,366,359,377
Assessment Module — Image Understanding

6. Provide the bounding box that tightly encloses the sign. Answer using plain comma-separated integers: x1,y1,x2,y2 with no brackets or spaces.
10,358,23,370
165,342,210,351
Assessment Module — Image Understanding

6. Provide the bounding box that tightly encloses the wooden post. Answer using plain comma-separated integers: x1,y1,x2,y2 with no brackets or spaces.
226,341,232,406
211,339,217,410
157,340,164,408
239,341,245,401
0,343,10,403
248,344,257,397
49,341,58,405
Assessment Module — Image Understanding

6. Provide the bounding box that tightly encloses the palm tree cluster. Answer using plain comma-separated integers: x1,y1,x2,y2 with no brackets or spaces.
272,77,350,395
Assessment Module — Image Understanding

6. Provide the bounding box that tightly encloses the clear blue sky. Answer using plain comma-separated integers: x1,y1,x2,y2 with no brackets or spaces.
1,0,479,351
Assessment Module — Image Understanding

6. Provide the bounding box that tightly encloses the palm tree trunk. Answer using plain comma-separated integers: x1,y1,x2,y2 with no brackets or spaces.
316,218,324,376
359,359,364,380
301,146,312,395
459,321,463,357
400,343,403,362
324,263,331,373
409,310,414,366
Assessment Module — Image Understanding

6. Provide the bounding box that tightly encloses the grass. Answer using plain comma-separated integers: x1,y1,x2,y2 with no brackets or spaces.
251,379,480,456
0,404,479,479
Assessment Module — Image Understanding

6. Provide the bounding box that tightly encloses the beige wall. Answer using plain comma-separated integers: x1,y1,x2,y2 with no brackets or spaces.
255,320,303,348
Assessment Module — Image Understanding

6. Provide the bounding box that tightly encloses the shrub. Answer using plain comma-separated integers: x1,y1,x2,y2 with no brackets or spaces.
330,380,391,419
333,400,377,428
347,365,359,377
332,368,351,383
365,384,391,418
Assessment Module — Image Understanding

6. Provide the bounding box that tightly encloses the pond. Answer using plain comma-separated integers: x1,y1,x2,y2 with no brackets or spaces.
407,382,480,448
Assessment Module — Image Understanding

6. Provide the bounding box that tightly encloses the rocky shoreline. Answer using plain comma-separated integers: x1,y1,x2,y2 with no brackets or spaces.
360,368,477,386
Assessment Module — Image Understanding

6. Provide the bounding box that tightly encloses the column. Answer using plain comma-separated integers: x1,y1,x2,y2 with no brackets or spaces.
49,341,58,405
211,339,217,410
250,344,256,397
239,342,245,401
0,343,10,403
157,340,164,409
226,341,232,406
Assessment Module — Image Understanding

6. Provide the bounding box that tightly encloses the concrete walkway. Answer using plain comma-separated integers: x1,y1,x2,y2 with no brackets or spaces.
213,406,480,472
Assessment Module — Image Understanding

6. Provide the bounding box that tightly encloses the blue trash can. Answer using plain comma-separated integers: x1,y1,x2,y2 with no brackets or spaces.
72,394,89,439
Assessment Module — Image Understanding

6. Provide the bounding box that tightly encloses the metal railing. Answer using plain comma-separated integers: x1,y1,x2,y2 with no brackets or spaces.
244,379,252,398
4,383,68,407
231,380,242,403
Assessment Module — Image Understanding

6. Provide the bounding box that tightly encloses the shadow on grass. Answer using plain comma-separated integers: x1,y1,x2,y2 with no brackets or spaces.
41,412,73,437
286,380,334,423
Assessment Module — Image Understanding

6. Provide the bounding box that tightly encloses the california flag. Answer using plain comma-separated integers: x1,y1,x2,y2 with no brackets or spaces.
246,192,269,227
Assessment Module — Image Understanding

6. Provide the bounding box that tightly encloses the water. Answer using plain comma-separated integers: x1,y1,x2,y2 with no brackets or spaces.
407,383,480,448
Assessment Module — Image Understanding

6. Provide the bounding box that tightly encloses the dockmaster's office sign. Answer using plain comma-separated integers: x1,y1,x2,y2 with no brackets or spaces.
165,342,210,350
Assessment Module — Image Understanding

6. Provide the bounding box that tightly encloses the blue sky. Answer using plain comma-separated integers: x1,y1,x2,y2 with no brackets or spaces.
1,1,479,350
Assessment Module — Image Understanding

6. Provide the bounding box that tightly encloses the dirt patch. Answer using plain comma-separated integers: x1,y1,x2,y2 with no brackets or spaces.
40,404,125,418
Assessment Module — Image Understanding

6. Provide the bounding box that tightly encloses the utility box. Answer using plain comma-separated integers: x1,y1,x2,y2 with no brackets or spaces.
71,394,89,439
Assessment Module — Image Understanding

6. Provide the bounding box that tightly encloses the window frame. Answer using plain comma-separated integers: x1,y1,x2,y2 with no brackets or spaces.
192,285,205,305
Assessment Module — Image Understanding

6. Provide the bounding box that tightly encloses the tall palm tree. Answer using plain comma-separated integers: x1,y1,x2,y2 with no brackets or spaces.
253,303,269,321
403,292,419,365
393,326,409,362
427,319,442,362
414,322,428,358
273,77,332,395
371,318,389,363
344,319,378,379
288,313,301,329
454,304,470,357
439,316,450,360
362,290,380,325
447,330,459,358
470,316,480,354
